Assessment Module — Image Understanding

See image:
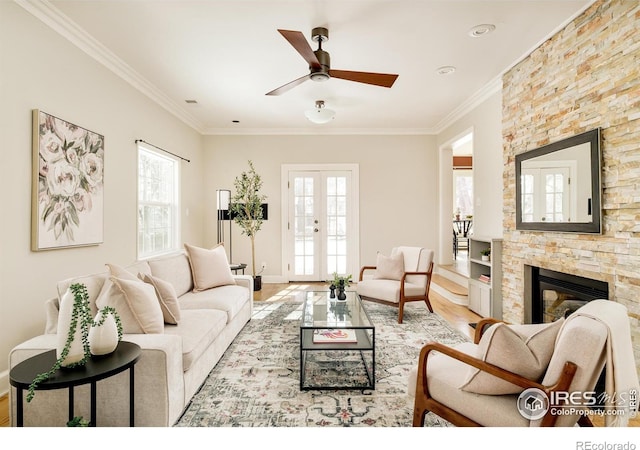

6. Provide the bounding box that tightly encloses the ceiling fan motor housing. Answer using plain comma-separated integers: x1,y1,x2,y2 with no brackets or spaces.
310,49,330,81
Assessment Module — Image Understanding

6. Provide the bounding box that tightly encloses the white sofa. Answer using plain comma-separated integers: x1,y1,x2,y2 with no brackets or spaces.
8,251,253,426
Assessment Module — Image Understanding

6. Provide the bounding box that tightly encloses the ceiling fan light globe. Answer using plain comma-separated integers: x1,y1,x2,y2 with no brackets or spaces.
305,108,335,124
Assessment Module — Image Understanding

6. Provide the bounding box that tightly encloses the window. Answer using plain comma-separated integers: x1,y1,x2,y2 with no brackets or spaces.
137,145,180,259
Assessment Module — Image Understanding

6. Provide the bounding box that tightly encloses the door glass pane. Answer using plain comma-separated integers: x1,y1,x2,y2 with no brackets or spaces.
326,176,348,277
544,172,565,222
522,173,535,222
294,176,316,276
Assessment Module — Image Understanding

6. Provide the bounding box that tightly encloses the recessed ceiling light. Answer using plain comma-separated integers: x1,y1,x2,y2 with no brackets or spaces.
436,66,456,75
468,24,496,38
185,99,198,104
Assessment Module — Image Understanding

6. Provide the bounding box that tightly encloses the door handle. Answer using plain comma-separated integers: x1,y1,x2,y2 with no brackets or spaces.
314,228,319,232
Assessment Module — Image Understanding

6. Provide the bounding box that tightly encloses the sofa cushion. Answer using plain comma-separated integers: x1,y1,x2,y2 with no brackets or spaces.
184,243,235,291
179,284,250,323
373,251,404,281
126,260,152,278
460,318,564,395
141,273,181,324
96,276,164,334
163,309,227,371
148,253,193,297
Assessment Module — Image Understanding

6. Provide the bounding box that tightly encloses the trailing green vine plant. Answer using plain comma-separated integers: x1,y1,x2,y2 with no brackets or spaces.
26,282,123,403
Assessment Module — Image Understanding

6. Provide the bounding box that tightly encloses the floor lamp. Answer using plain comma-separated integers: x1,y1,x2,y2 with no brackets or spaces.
216,189,232,263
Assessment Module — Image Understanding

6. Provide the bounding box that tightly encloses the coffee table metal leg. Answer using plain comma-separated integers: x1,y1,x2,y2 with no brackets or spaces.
299,334,305,390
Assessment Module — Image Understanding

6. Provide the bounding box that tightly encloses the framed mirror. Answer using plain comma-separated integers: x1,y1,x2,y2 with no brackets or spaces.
515,128,602,233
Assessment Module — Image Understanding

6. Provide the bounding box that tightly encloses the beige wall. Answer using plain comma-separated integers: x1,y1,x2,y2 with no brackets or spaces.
0,3,204,387
203,134,439,280
436,90,504,264
501,0,640,368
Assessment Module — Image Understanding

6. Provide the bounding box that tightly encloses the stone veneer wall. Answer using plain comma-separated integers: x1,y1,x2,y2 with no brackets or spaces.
502,0,640,368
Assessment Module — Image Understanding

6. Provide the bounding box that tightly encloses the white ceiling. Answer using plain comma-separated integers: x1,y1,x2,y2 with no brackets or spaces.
25,0,593,135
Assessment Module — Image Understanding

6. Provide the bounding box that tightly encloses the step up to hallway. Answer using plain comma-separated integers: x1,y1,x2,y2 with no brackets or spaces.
431,267,469,306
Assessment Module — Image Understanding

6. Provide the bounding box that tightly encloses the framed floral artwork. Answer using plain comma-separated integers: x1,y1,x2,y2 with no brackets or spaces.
31,110,104,251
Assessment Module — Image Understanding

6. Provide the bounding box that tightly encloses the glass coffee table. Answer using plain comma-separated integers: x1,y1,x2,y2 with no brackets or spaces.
299,290,375,390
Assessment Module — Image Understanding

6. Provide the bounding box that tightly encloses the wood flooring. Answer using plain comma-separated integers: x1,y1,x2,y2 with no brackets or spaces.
1,281,635,427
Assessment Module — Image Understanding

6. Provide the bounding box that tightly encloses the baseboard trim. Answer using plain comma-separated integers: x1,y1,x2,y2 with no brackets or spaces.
0,369,8,398
262,275,288,284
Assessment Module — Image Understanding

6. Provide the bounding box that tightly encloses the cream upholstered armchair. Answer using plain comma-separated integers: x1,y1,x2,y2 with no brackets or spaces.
409,300,640,427
357,247,434,324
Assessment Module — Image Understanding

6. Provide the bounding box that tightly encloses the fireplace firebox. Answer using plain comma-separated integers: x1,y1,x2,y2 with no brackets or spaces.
528,267,609,324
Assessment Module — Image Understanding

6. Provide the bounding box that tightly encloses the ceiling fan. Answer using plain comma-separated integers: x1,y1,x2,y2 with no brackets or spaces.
266,27,399,96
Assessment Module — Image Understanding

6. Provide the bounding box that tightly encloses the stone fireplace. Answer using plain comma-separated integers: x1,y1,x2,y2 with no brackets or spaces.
524,265,609,324
500,0,640,371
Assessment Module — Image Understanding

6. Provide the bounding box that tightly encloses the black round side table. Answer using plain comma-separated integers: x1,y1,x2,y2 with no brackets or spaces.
10,341,141,427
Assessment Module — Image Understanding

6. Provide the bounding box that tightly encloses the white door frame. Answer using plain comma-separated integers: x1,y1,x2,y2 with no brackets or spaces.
281,163,360,282
438,128,474,267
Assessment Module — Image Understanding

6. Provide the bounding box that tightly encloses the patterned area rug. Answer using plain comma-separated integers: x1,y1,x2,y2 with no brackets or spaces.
175,296,469,427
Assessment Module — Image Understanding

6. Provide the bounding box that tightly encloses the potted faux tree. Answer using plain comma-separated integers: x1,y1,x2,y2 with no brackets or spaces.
230,160,267,291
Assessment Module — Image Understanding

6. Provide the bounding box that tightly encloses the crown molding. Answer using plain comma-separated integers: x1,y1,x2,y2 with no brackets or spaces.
202,127,437,136
18,0,592,138
432,76,503,135
16,0,205,133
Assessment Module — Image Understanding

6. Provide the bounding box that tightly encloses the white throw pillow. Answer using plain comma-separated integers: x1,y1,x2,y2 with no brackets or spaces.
184,243,235,291
140,273,181,325
96,276,164,334
373,251,405,281
459,318,564,395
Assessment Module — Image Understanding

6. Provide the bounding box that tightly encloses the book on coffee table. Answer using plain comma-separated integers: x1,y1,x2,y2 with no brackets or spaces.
312,328,358,344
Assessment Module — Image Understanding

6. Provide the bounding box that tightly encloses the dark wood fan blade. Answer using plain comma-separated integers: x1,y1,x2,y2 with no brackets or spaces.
278,29,321,70
329,70,398,88
265,74,311,96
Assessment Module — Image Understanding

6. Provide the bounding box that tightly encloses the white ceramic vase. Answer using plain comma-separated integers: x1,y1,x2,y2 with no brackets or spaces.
89,309,119,356
56,289,86,367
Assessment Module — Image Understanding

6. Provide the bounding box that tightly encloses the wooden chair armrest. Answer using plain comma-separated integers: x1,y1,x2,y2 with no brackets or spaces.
473,317,504,344
400,271,430,283
400,262,434,286
359,266,377,281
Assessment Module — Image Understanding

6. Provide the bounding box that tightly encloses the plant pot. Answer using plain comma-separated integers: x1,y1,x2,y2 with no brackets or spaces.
253,275,262,291
56,289,86,367
482,255,490,262
89,309,119,356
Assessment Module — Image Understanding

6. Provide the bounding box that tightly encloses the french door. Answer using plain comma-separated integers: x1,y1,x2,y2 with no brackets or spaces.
282,165,359,282
521,166,572,222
